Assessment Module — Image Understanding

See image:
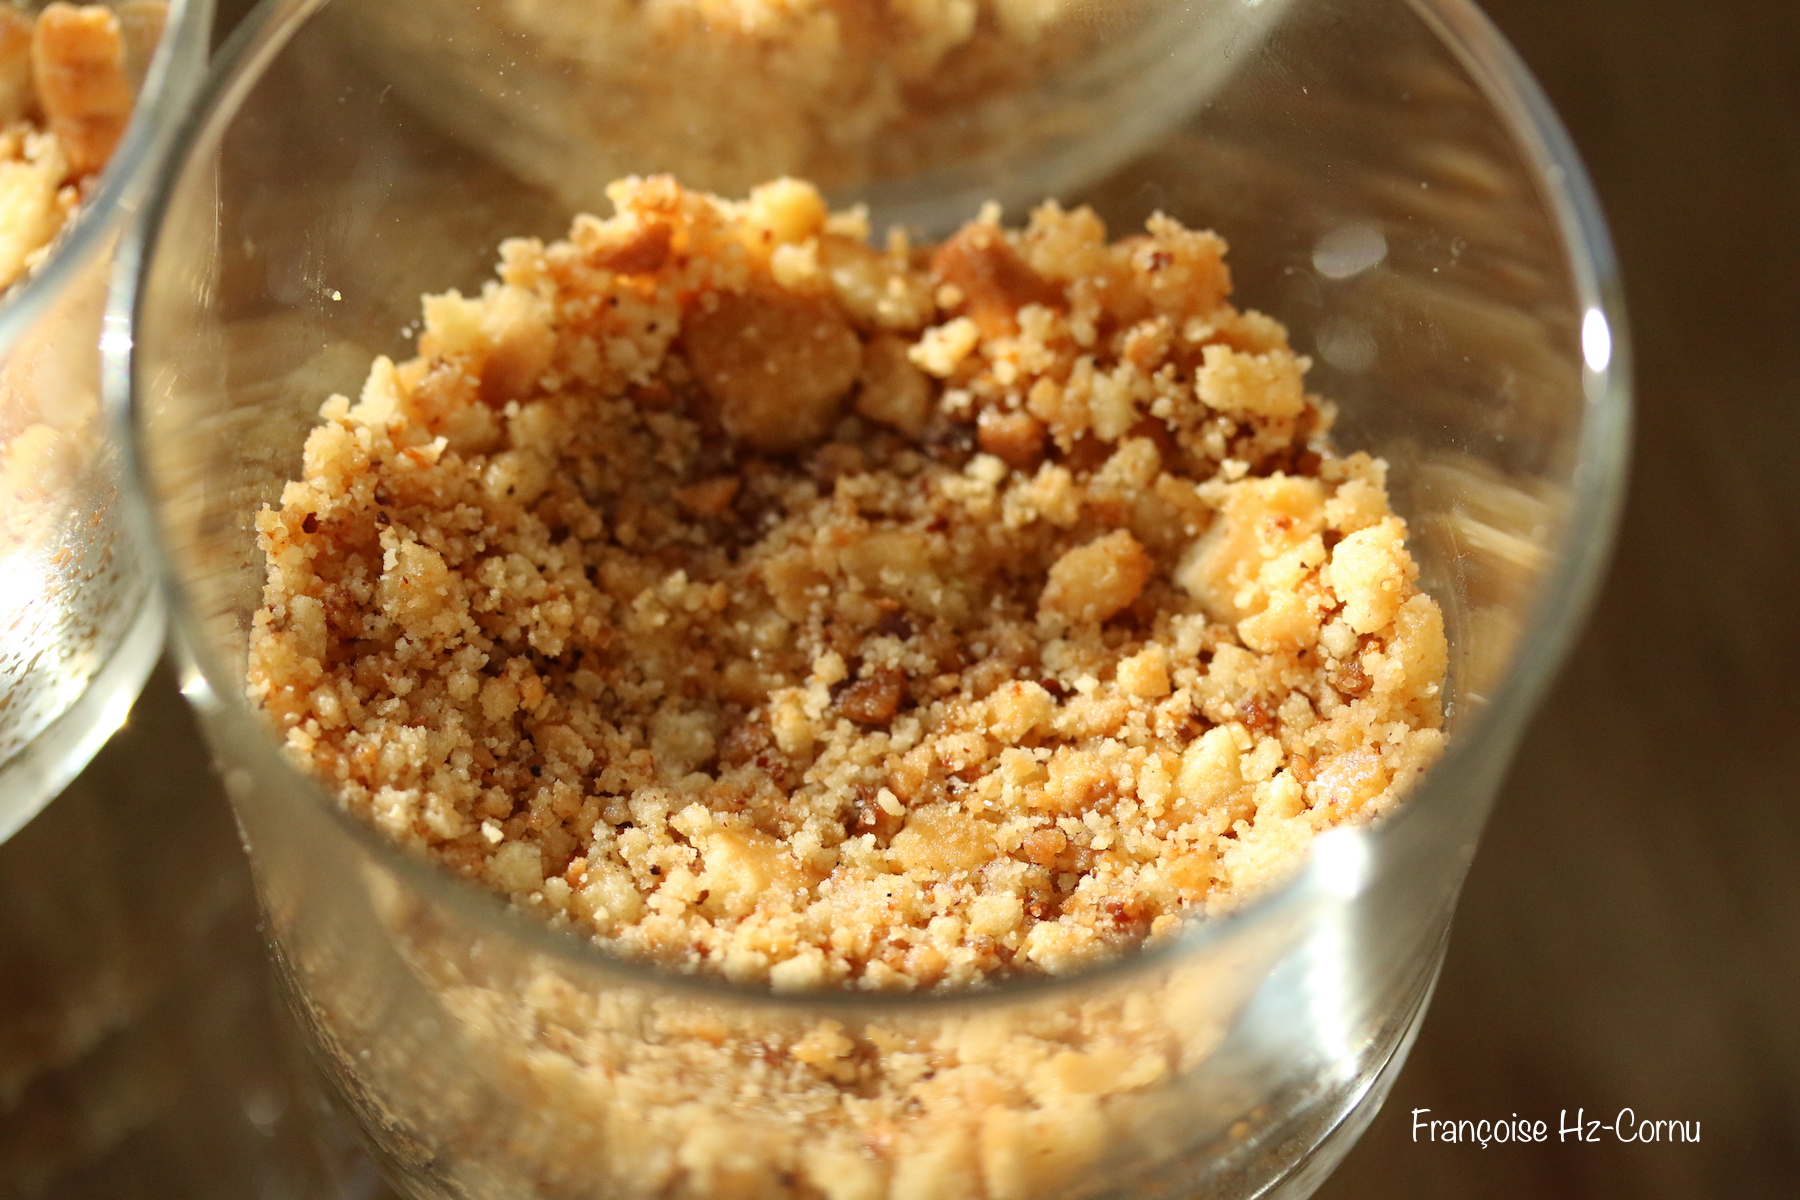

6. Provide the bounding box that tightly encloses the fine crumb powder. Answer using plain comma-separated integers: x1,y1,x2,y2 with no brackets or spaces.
249,176,1447,993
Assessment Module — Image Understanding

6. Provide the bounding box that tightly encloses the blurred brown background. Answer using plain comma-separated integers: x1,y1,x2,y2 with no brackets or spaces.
1319,0,1800,1195
3,0,1796,1196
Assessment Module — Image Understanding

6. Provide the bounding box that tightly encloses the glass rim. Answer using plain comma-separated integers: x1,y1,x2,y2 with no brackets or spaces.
109,0,1632,1012
0,0,214,353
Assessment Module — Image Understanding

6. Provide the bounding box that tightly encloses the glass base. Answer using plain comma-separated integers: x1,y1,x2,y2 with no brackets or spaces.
1256,951,1443,1199
0,589,167,844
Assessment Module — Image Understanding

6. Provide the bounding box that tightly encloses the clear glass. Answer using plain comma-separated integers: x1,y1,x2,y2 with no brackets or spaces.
0,666,389,1200
115,0,1631,1196
0,0,214,842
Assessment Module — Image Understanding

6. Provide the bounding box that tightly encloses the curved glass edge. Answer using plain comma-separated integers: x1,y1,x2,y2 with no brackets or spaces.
0,585,165,843
108,0,1634,1011
1251,939,1445,1200
1401,0,1634,736
0,0,217,353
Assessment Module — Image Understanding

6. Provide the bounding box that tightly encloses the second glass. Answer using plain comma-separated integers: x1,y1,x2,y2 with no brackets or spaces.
0,0,213,841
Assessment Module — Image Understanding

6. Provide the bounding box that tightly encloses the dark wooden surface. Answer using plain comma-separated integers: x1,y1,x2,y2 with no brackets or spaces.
1317,0,1800,1195
2,0,1795,1196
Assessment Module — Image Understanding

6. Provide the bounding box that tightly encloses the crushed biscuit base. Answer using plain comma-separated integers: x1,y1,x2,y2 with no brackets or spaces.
250,176,1447,991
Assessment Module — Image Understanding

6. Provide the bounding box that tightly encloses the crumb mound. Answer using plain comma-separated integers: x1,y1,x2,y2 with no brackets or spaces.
249,176,1447,991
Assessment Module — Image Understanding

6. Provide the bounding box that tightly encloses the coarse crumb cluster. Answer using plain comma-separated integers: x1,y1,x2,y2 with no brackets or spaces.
0,1,161,291
250,176,1446,991
2,1,166,517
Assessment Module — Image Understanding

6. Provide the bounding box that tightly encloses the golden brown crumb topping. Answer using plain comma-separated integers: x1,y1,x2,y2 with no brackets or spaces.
249,176,1447,990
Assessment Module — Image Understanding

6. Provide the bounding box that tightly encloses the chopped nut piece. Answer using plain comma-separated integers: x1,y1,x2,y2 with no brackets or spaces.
1237,697,1274,736
835,667,907,727
976,409,1047,471
717,717,774,769
675,475,741,518
595,219,673,275
847,788,904,843
1327,657,1370,698
930,221,1065,337
685,286,861,452
31,3,132,177
0,9,33,125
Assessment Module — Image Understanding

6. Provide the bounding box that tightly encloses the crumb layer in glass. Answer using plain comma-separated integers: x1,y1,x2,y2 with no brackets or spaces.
249,177,1447,990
